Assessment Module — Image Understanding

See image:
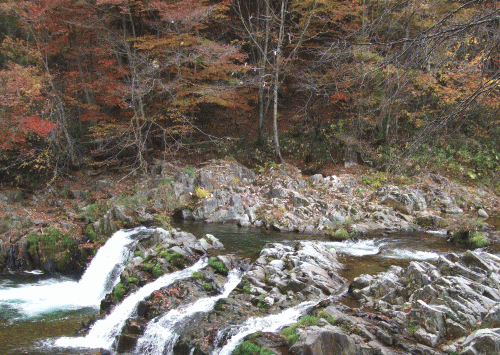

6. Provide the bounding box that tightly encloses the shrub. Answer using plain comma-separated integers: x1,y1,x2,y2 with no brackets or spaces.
192,271,204,279
127,276,139,284
142,263,153,272
209,256,228,275
451,230,489,248
154,214,172,230
165,252,185,267
329,228,350,241
203,282,213,291
114,283,126,301
195,186,210,199
134,250,144,257
84,224,98,243
152,265,163,278
467,231,489,248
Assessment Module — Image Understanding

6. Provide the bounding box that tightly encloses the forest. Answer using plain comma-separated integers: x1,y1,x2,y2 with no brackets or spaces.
0,0,499,190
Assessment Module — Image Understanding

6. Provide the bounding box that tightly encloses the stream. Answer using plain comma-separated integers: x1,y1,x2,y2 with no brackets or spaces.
0,222,497,354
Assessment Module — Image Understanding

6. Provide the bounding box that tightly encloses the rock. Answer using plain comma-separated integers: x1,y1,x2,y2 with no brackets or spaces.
5,189,24,203
351,250,500,351
380,188,427,215
290,325,361,355
269,185,288,199
459,328,500,355
437,195,463,214
307,174,324,185
111,205,134,226
478,208,489,218
409,300,446,347
204,234,224,249
92,179,109,192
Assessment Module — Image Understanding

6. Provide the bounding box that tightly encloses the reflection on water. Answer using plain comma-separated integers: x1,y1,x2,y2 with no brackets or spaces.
172,220,327,259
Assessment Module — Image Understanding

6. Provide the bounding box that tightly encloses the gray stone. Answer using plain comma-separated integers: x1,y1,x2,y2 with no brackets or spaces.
92,179,109,192
478,208,489,218
204,234,224,249
111,205,134,225
307,174,324,185
269,185,288,199
460,328,500,355
290,325,361,355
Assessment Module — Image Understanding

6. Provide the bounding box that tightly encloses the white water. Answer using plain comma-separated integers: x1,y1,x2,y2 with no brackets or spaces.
0,228,144,321
214,301,316,355
135,268,244,355
383,249,439,261
53,257,208,351
324,239,384,256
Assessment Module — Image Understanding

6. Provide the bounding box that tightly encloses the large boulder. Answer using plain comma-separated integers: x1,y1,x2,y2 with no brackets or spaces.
290,325,361,355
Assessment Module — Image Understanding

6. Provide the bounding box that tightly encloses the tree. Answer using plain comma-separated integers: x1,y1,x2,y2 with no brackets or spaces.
235,0,318,162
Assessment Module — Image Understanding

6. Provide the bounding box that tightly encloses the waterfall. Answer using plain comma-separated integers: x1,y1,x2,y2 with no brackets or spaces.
54,257,208,351
214,301,317,355
0,227,146,320
135,268,244,355
78,227,150,301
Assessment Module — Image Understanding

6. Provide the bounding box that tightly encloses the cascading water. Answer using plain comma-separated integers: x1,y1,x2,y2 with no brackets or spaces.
213,301,317,355
135,268,245,355
0,227,147,321
324,237,440,261
324,239,384,256
53,257,208,351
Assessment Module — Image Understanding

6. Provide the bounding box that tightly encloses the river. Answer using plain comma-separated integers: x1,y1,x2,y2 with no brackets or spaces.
0,222,497,354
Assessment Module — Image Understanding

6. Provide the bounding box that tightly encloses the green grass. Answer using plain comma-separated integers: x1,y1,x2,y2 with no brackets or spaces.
298,315,319,326
317,310,335,324
234,341,275,355
282,324,300,345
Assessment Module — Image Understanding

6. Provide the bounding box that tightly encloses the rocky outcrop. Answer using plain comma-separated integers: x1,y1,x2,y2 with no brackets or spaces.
346,250,500,353
161,241,346,355
167,162,496,237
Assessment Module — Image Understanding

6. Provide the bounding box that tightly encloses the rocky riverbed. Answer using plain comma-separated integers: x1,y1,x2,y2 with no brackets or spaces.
68,226,500,355
0,160,500,354
1,159,498,274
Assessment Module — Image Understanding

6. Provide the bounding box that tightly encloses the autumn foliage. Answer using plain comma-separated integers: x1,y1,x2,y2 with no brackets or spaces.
0,0,498,186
